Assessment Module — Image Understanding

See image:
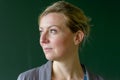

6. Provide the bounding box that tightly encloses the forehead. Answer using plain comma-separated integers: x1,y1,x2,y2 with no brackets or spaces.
39,13,67,29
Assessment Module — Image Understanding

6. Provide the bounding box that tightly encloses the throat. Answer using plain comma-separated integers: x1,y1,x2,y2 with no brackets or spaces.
52,61,84,80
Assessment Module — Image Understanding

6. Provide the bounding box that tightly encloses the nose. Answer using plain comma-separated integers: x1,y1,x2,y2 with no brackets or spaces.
40,31,49,45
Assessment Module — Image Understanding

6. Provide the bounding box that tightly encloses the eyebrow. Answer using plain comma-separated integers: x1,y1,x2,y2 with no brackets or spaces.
39,25,60,30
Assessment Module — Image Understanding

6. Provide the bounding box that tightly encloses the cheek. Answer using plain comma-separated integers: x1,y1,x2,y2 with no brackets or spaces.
52,36,74,52
52,38,64,47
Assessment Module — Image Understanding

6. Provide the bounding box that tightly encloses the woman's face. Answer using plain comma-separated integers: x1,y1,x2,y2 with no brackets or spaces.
39,13,77,61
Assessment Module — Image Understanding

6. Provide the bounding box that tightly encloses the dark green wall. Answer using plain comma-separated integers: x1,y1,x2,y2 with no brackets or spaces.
0,0,120,80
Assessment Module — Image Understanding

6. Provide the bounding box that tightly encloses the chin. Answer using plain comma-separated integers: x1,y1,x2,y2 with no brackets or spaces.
45,55,55,61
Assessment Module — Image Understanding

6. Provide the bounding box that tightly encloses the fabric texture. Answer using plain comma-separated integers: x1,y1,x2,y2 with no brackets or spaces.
17,61,103,80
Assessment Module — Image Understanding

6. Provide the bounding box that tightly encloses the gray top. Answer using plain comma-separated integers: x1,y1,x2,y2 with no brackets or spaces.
17,61,103,80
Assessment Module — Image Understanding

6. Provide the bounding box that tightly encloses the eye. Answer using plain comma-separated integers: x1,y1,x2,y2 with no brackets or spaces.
49,29,57,34
39,29,43,35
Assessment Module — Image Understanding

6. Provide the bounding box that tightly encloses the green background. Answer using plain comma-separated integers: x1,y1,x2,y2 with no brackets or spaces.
0,0,120,80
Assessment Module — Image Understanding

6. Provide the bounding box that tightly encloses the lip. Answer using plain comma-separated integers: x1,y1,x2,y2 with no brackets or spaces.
43,48,52,52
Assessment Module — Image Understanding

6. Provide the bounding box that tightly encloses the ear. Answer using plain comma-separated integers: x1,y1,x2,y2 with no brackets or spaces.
74,30,84,45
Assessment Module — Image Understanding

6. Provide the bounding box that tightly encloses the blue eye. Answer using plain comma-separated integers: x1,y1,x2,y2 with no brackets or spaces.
50,29,57,34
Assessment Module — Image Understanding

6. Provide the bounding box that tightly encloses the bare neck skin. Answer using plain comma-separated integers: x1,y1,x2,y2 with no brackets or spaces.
52,52,84,80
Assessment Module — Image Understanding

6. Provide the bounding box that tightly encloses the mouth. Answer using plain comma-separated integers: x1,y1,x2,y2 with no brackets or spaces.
43,48,52,52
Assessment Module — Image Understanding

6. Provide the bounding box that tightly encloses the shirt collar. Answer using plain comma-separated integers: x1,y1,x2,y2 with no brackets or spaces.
81,64,89,80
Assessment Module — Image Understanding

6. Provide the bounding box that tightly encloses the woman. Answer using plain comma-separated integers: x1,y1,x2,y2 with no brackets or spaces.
17,1,103,80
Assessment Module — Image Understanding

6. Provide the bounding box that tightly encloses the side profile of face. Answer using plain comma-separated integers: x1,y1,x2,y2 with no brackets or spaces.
39,13,80,61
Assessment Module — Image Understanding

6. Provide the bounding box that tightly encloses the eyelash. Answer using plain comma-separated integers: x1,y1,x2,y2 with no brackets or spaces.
39,29,57,35
49,29,57,34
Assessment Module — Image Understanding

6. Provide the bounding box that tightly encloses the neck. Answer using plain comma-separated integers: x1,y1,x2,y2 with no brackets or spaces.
52,55,84,80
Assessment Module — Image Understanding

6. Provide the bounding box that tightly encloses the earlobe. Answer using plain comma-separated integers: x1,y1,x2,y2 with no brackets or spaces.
74,31,84,45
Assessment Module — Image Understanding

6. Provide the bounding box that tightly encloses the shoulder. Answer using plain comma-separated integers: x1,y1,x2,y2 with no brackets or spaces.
17,61,52,80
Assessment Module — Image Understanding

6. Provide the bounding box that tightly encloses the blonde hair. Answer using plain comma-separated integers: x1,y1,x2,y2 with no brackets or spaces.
39,1,91,45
